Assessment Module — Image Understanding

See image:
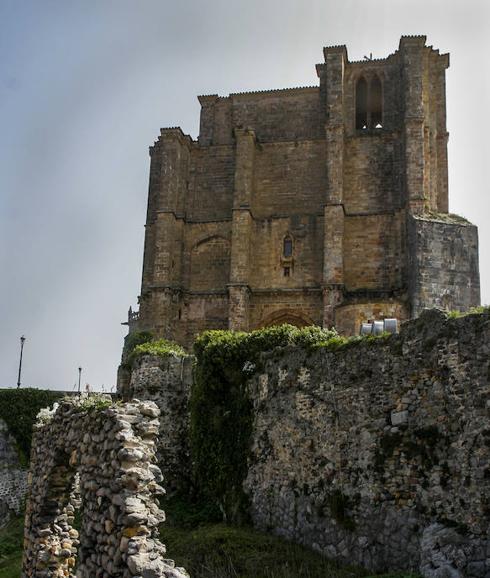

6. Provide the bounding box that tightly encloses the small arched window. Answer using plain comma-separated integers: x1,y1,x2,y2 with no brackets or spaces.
370,75,382,128
283,237,293,258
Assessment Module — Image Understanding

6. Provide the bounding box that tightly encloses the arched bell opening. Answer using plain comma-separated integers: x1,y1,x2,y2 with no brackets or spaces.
355,76,368,130
370,75,383,128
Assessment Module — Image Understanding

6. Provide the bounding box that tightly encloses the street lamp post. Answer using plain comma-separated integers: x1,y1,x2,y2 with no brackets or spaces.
78,367,82,397
17,335,26,389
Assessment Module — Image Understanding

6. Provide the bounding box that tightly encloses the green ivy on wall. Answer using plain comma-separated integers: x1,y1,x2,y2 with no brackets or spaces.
0,388,63,466
190,324,337,524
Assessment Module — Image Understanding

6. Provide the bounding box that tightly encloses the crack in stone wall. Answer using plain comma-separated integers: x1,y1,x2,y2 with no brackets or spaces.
22,398,189,578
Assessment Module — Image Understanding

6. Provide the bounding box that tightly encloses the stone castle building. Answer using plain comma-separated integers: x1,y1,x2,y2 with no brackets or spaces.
126,36,480,347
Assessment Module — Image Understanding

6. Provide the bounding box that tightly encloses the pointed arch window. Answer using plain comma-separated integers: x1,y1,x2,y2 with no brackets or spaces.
355,77,368,130
283,236,293,258
370,75,383,128
355,74,383,130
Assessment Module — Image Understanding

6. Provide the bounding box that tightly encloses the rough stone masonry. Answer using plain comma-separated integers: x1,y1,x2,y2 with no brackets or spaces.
128,309,490,578
245,309,490,577
0,418,28,527
22,397,188,578
120,355,193,496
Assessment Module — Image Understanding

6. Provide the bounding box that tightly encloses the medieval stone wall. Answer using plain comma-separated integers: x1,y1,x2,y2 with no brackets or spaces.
249,288,324,330
343,135,401,213
23,397,188,578
252,141,326,217
187,145,235,221
124,356,193,494
124,310,490,577
249,216,324,290
245,310,490,577
0,418,27,527
343,213,404,291
180,295,230,345
408,215,480,316
198,89,324,146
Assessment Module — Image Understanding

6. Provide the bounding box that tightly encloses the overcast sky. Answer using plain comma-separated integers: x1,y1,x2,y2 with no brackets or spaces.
0,0,488,390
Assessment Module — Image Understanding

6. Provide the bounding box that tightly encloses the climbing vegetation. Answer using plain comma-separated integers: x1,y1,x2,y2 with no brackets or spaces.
190,323,395,523
0,388,63,466
190,324,337,523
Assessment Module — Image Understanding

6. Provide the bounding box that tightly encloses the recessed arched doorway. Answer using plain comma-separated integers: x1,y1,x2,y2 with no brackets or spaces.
258,309,314,329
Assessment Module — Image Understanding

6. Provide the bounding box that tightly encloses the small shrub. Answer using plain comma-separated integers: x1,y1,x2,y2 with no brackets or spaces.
122,330,154,362
126,338,187,367
73,393,112,413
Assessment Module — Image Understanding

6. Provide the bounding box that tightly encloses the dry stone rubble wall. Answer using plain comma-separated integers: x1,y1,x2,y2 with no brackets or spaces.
124,356,193,494
0,418,28,526
23,397,188,578
245,310,490,577
127,310,490,578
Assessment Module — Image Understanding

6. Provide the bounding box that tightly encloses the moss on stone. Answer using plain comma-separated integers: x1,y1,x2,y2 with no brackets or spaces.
447,305,490,319
417,211,471,226
190,324,337,523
